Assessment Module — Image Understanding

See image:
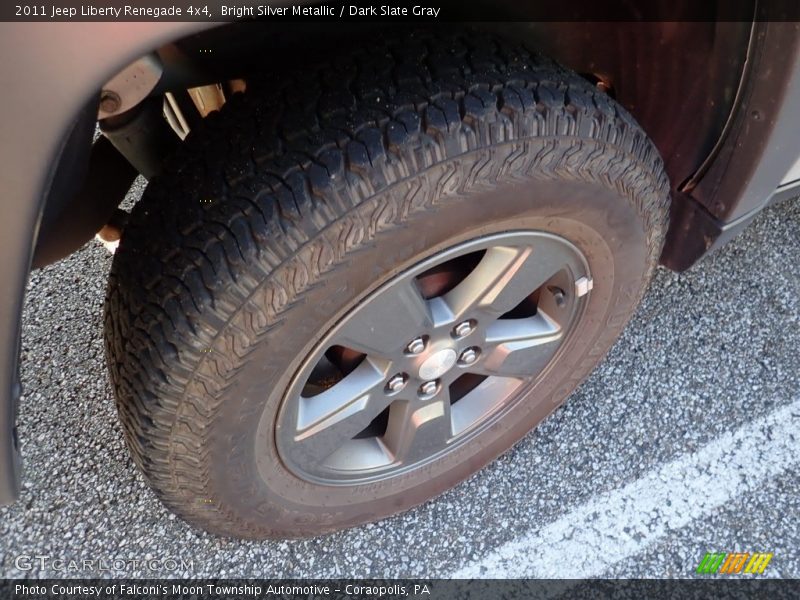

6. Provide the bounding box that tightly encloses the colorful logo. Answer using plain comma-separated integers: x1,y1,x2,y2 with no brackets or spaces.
696,552,773,575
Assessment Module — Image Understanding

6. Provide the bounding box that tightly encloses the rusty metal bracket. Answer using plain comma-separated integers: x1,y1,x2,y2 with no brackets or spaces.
97,53,163,120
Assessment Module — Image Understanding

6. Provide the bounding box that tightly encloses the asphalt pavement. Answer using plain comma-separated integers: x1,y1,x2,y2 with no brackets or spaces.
0,183,798,579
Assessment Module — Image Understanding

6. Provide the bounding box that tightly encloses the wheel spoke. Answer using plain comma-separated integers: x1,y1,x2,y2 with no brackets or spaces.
384,389,453,464
275,231,589,483
291,358,393,464
335,279,433,357
442,244,562,321
451,376,523,436
474,308,563,378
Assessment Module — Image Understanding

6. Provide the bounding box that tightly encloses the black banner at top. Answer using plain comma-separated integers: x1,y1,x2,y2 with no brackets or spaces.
3,0,800,22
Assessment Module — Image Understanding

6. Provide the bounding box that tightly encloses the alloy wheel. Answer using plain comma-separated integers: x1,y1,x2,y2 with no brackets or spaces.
275,231,593,484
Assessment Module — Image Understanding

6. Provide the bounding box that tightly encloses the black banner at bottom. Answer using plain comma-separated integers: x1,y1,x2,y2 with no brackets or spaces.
2,579,800,600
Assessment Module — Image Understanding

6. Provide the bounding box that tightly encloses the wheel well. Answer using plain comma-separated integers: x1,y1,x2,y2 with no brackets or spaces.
161,20,751,192
33,20,750,268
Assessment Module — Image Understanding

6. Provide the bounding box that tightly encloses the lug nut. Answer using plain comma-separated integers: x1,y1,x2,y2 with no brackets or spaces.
405,337,426,355
453,320,474,338
459,347,480,365
419,380,439,397
386,373,407,393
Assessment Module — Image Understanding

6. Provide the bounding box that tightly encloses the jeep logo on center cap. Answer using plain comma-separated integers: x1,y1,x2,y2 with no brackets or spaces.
418,348,457,380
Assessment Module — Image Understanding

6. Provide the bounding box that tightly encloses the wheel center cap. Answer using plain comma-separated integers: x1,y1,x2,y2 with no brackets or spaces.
418,348,457,380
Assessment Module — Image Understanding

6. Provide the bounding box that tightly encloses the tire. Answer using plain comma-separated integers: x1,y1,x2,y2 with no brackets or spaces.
105,31,669,538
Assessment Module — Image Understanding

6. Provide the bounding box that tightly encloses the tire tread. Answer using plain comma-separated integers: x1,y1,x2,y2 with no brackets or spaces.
105,30,670,537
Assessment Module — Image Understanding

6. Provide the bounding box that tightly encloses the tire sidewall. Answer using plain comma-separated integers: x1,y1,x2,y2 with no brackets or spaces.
207,151,651,536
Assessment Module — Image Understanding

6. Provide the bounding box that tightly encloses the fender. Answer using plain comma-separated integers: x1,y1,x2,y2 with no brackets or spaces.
0,22,218,503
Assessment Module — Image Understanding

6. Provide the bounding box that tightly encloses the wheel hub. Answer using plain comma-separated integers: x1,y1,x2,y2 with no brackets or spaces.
275,231,591,485
418,348,457,380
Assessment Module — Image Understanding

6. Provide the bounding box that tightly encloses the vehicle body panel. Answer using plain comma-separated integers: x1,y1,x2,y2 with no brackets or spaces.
0,22,212,503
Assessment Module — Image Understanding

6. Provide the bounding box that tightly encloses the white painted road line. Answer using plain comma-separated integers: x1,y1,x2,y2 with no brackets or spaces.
453,398,800,578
